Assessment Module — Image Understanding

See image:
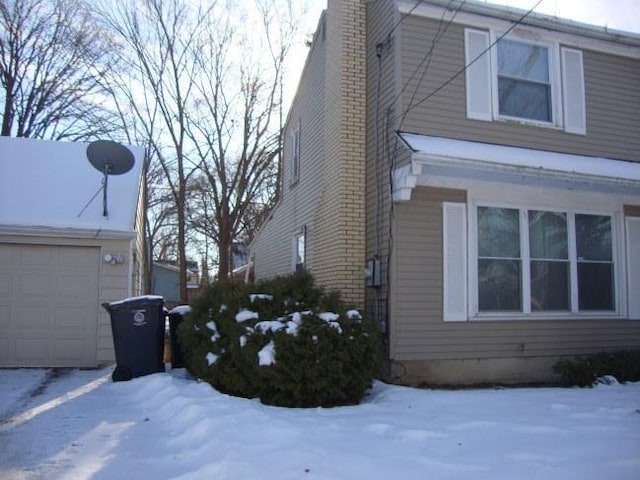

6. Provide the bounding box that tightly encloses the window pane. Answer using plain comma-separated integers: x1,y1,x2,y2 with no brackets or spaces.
478,259,522,311
531,260,570,311
498,78,551,121
497,40,551,122
296,234,305,265
529,211,567,259
477,207,520,258
576,214,612,261
498,40,549,83
578,263,614,310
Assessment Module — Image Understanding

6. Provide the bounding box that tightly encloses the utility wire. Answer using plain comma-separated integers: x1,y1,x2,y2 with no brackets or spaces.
397,0,466,131
400,0,544,119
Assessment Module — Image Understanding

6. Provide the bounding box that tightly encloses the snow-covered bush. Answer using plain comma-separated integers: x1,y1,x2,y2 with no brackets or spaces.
178,271,381,407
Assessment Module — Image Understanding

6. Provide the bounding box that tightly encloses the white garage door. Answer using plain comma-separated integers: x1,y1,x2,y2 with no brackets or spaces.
0,243,101,367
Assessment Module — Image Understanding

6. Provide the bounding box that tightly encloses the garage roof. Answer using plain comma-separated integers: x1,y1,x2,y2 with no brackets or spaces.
0,137,144,234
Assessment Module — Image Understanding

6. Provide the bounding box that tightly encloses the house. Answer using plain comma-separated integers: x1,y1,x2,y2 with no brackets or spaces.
250,0,640,385
0,136,145,368
151,260,201,306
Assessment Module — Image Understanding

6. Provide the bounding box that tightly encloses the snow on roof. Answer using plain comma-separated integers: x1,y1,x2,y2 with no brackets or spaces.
398,132,640,184
0,136,144,233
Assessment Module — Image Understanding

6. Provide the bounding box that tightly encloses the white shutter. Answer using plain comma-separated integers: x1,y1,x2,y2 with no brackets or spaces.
465,29,492,121
443,202,468,322
627,218,640,319
561,48,586,135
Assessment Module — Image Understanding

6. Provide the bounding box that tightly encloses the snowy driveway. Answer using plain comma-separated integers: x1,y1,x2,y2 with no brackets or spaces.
1,367,639,479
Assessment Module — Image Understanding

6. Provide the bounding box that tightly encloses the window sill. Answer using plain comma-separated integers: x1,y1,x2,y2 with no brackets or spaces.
495,115,563,131
469,312,622,322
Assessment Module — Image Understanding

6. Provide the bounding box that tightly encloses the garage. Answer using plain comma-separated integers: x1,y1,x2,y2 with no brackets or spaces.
1,136,145,367
0,243,101,367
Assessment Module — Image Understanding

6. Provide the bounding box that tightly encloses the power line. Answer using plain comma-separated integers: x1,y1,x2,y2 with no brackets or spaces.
400,0,544,118
397,0,466,131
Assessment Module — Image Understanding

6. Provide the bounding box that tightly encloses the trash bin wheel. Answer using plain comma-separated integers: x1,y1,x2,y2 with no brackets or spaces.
112,365,133,382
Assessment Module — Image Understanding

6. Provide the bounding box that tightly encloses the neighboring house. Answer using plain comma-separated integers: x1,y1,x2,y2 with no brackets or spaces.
151,260,200,306
251,0,640,385
0,136,144,367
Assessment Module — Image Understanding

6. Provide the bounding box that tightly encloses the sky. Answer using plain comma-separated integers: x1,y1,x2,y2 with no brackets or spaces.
299,1,640,34
1,367,639,479
284,0,639,109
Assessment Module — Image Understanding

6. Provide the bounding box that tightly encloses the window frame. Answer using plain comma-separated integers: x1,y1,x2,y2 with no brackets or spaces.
289,122,300,186
490,32,562,128
470,202,619,319
465,27,586,134
293,228,306,272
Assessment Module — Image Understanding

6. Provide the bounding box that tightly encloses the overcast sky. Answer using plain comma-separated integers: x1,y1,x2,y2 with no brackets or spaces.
284,0,638,108
301,0,640,36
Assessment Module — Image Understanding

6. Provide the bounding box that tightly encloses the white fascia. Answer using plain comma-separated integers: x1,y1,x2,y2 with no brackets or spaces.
0,224,137,240
392,133,640,201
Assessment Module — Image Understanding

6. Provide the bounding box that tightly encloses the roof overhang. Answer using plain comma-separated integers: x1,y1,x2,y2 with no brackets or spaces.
0,224,136,240
393,133,640,202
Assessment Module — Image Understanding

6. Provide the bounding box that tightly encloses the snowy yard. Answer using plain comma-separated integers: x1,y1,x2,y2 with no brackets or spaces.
0,367,639,480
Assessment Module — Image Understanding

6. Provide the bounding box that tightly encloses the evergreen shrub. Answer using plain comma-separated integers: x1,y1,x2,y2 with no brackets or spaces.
553,350,640,387
177,271,381,407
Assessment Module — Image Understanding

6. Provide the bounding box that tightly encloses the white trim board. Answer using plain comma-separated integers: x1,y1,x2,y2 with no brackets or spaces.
395,133,640,199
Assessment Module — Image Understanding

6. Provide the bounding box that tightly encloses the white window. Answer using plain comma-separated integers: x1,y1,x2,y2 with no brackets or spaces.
465,28,586,134
474,206,615,316
293,229,305,272
290,124,300,185
497,39,552,123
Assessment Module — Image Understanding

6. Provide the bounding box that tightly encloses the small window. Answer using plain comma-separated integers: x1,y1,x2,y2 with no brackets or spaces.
294,229,305,272
290,125,300,185
497,39,552,122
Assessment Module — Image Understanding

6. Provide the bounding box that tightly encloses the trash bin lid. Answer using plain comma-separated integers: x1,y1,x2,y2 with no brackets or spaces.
103,295,165,312
168,305,191,315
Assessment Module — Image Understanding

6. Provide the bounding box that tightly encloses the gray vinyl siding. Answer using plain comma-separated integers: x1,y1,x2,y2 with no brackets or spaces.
391,186,640,362
251,15,327,279
397,16,640,162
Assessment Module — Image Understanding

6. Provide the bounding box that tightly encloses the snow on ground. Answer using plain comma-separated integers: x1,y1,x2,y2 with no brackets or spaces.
1,367,639,480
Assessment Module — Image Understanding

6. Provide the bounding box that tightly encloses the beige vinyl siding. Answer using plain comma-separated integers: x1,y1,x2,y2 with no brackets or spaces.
390,186,640,362
397,16,640,162
252,15,327,279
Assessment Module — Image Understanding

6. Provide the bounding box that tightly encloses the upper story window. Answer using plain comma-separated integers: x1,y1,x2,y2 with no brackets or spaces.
497,39,552,122
465,28,586,135
290,123,300,185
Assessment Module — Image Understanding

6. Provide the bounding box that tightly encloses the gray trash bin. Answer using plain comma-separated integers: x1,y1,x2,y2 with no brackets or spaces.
102,295,166,382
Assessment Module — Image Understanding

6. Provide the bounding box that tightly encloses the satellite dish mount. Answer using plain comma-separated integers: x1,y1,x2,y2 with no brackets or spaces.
85,140,135,217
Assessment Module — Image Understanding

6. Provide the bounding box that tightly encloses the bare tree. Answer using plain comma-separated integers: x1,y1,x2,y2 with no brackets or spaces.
103,0,212,301
104,0,304,290
0,0,115,140
186,0,296,279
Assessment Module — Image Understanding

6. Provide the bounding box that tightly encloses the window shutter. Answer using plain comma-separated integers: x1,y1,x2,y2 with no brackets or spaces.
561,48,586,135
465,29,492,121
443,202,467,321
627,218,640,319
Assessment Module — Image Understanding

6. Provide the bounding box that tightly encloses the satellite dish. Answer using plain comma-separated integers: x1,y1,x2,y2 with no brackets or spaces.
85,140,135,217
